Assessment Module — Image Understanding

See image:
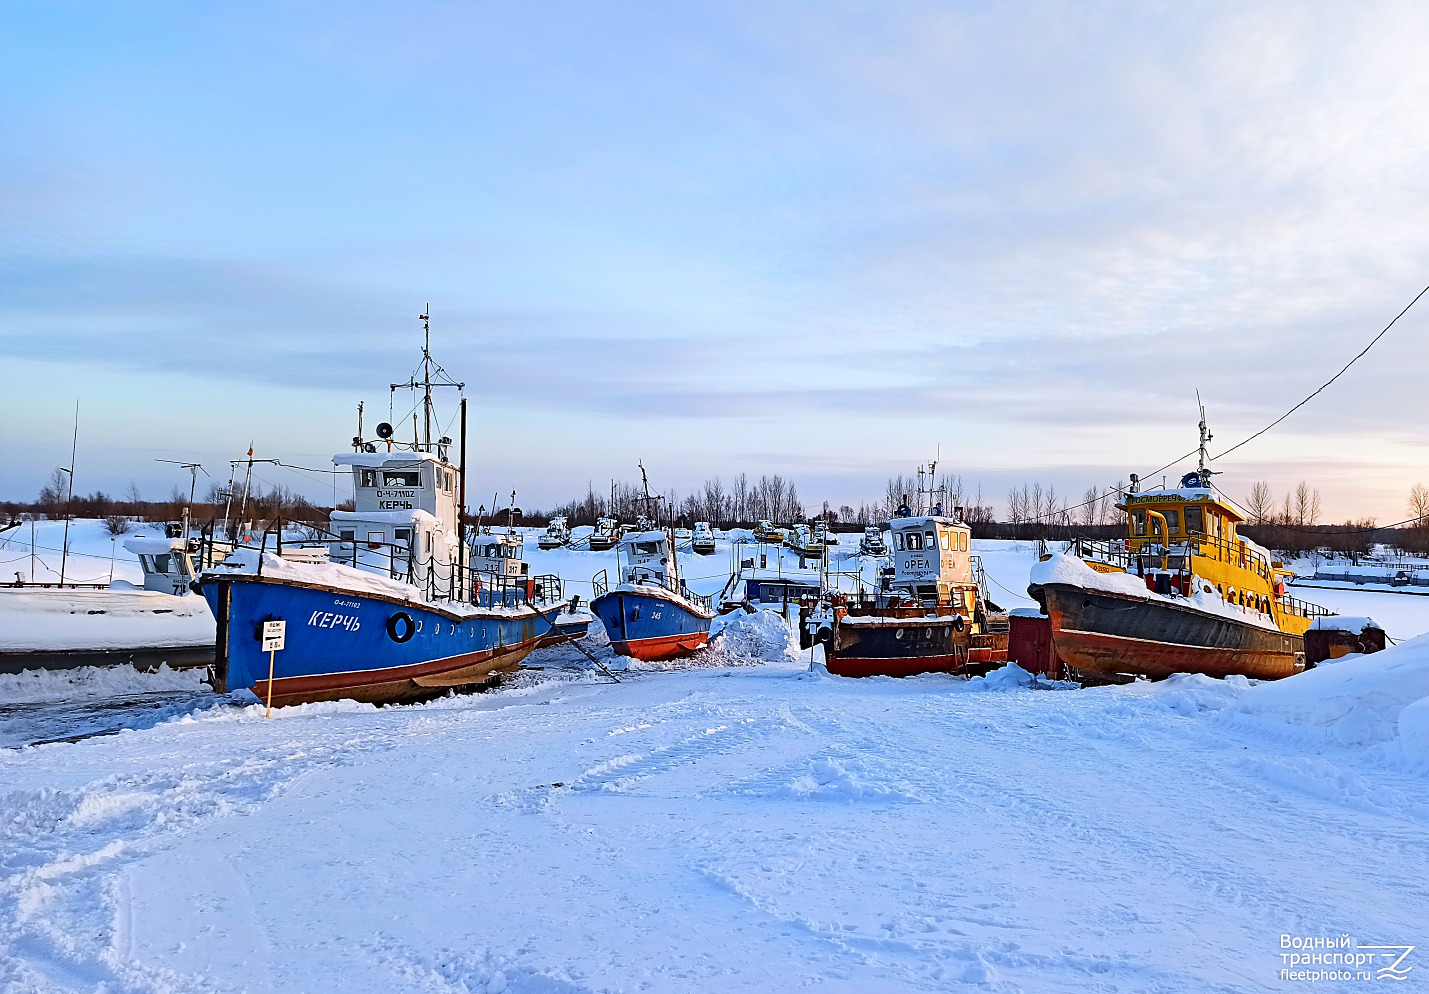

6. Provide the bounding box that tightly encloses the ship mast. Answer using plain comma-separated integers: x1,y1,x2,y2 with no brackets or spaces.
389,306,464,455
1195,394,1218,486
638,461,681,589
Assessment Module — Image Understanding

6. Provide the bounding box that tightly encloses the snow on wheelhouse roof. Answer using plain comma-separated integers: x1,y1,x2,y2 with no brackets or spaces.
621,530,668,545
121,536,188,555
1121,487,1216,503
333,451,450,467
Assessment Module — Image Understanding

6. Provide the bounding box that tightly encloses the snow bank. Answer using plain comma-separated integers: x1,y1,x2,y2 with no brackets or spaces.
0,588,214,651
1233,633,1429,759
0,663,208,705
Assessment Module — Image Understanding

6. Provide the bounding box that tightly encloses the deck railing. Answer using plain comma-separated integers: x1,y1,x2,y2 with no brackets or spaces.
203,519,564,609
1064,535,1333,619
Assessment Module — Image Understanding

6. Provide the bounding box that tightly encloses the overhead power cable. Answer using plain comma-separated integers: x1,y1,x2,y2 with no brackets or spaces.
1211,283,1429,462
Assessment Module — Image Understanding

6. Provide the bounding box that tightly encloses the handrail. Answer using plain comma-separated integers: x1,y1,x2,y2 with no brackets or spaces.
1069,534,1330,620
207,520,567,610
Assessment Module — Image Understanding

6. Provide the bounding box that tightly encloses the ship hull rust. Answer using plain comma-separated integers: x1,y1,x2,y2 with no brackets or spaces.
1039,582,1303,681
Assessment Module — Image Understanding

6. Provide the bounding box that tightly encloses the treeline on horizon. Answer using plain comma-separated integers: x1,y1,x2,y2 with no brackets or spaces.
7,468,1429,558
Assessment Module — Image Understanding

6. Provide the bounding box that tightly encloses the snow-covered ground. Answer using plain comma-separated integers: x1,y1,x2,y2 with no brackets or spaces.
2,627,1427,992
3,524,1429,991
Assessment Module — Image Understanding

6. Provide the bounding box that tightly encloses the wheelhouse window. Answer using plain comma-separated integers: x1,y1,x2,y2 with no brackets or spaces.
894,531,905,551
924,530,936,549
904,530,922,551
939,531,952,551
367,531,384,549
1184,506,1204,534
1131,510,1147,536
633,541,662,556
339,530,355,543
359,470,378,488
383,471,421,487
395,528,411,545
1161,509,1181,534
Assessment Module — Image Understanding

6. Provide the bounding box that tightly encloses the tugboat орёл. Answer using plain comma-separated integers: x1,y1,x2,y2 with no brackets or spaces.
810,497,1008,678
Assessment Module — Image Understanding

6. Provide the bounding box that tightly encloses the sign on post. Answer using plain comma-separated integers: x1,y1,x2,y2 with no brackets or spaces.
261,619,286,717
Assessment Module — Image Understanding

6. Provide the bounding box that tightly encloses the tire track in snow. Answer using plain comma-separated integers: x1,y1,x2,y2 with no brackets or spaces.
0,717,402,994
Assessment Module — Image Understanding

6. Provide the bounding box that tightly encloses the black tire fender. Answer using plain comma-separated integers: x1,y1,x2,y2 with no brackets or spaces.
952,614,965,633
386,611,416,643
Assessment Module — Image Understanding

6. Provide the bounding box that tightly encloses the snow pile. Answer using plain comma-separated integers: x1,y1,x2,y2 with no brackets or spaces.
0,663,208,705
1309,615,1381,632
778,756,921,803
966,661,1036,691
1233,633,1429,760
707,609,804,668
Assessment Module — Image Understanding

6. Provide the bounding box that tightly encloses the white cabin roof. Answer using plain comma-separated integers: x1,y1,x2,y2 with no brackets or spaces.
123,536,187,555
620,530,668,547
889,515,966,530
334,451,450,468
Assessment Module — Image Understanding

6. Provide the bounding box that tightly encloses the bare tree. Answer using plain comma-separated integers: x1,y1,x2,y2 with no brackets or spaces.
1245,481,1274,524
38,467,69,519
1079,486,1099,528
732,473,749,524
1293,480,1321,527
784,481,804,522
1409,483,1429,525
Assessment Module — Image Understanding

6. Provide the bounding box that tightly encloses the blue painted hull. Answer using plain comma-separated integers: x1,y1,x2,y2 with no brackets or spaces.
591,586,712,660
203,576,564,707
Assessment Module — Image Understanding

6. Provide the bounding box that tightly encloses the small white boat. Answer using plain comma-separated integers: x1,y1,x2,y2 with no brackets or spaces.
752,519,783,545
691,521,716,555
589,517,620,551
538,515,571,550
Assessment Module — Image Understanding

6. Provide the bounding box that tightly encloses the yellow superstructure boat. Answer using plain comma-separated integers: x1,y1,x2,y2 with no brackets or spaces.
1027,418,1332,681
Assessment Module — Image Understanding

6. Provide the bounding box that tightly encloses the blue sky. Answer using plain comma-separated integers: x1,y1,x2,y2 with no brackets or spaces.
5,1,1429,521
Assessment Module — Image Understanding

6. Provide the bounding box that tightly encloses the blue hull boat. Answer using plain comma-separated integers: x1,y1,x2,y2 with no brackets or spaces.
591,584,713,661
204,573,564,707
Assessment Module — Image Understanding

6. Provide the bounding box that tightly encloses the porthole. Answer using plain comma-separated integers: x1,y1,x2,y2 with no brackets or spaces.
895,628,905,639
